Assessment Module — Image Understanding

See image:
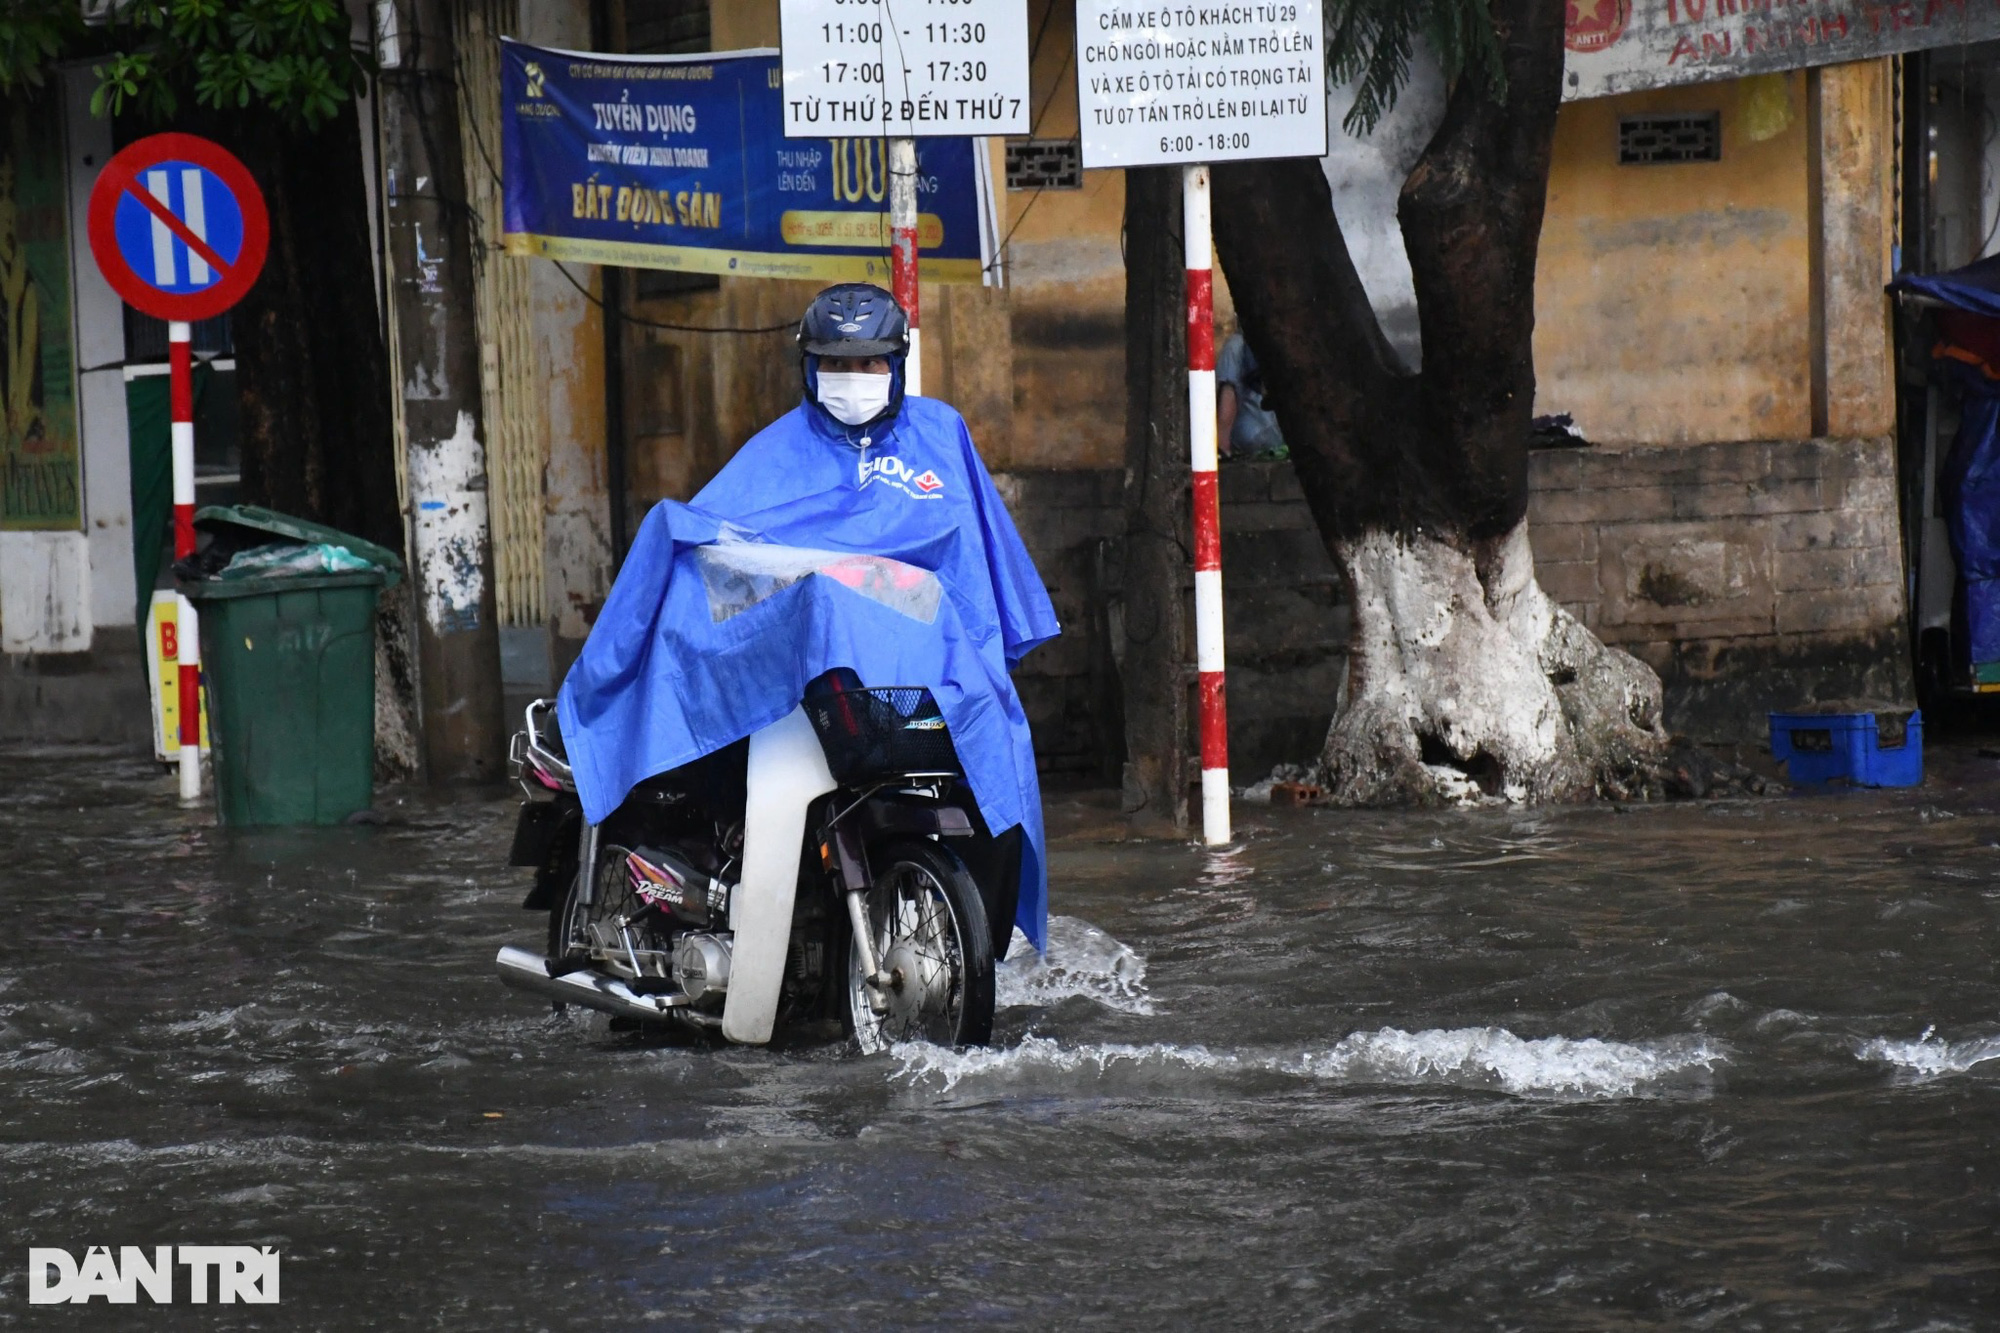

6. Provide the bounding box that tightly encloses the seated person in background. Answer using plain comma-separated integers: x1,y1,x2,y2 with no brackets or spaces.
1216,329,1287,460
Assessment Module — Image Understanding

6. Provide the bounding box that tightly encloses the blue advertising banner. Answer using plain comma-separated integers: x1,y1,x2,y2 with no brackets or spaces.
500,40,1000,284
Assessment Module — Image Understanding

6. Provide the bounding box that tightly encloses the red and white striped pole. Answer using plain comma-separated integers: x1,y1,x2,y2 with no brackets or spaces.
889,136,921,393
169,320,202,803
1185,164,1229,845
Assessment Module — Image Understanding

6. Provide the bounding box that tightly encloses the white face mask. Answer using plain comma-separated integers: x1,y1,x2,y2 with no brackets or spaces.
816,371,892,427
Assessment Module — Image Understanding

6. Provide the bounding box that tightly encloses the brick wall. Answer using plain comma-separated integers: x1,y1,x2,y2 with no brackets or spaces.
1527,435,1911,742
999,434,1912,780
989,469,1126,783
997,461,1347,782
1211,463,1349,776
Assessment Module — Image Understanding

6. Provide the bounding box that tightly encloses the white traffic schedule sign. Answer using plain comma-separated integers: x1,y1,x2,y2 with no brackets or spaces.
1075,0,1327,169
779,0,1031,138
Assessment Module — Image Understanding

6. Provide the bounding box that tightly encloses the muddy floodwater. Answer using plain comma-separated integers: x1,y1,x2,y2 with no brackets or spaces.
3,745,1999,1328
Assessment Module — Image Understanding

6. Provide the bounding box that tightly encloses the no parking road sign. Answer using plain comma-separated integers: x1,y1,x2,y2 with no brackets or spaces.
86,132,268,323
86,132,268,808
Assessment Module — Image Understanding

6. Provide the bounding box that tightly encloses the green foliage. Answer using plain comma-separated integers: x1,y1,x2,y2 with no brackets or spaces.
0,1,83,92
91,0,364,129
1327,0,1506,134
0,0,365,130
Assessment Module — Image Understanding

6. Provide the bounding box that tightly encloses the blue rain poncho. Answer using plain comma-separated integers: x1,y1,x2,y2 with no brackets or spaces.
557,394,1060,950
1896,256,2000,663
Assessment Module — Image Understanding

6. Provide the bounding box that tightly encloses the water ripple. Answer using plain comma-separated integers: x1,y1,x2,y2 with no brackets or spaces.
892,1026,1727,1100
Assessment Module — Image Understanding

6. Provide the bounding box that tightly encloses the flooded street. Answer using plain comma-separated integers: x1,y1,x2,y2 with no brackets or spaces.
3,745,1999,1328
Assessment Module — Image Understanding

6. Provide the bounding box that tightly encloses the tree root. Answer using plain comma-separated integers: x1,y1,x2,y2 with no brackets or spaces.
1311,524,1687,807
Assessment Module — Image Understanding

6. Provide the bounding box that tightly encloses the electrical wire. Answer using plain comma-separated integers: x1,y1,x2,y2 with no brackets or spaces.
549,259,796,333
451,35,795,336
869,0,1073,279
451,11,1074,326
1028,0,1058,67
983,34,1076,276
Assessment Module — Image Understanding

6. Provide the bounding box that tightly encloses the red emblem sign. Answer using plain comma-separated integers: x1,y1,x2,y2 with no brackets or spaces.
86,133,269,322
1566,0,1630,53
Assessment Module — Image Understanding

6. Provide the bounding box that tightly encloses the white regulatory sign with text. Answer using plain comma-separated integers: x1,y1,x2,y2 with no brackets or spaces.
779,0,1030,138
1075,0,1326,169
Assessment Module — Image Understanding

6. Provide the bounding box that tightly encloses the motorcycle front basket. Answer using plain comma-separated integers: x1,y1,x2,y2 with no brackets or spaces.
803,685,961,783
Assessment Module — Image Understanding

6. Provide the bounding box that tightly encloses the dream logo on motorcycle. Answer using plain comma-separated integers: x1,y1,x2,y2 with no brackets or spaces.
858,454,945,500
27,1246,280,1305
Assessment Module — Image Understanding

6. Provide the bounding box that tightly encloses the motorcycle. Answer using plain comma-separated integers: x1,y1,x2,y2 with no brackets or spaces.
494,670,1018,1051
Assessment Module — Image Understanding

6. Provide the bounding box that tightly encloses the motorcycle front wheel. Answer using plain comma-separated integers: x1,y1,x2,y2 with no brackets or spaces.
848,838,995,1054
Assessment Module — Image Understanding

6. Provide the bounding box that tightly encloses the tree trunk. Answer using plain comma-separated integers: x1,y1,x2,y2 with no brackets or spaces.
1211,0,1669,805
1120,166,1190,829
208,98,402,555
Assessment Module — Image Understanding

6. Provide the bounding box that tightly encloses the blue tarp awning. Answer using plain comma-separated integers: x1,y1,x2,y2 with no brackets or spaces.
1893,253,2000,318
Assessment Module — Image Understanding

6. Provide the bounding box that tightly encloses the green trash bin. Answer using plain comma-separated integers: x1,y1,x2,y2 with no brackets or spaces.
182,506,404,826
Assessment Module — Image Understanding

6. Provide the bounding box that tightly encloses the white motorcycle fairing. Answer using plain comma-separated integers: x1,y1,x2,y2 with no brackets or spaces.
720,706,838,1044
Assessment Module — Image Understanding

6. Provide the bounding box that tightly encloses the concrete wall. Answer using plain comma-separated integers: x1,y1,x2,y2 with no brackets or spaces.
0,626,149,743
989,468,1125,780
1322,50,1444,368
0,72,144,745
999,461,1349,782
1001,0,1128,471
60,66,132,638
1817,61,1896,440
1528,436,1909,740
1003,437,1909,775
0,531,91,654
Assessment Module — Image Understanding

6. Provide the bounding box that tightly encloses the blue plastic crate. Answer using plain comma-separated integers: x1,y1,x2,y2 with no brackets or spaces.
1768,709,1923,787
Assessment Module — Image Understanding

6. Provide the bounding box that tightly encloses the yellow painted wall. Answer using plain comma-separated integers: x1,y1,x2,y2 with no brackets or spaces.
1536,62,1896,446
709,2,775,46
1535,75,1815,445
1002,0,1128,469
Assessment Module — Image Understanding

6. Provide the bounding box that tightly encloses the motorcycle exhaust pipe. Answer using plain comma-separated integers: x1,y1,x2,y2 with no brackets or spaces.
494,945,692,1024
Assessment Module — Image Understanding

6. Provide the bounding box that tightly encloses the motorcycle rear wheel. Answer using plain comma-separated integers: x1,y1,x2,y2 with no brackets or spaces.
848,838,994,1054
548,848,662,978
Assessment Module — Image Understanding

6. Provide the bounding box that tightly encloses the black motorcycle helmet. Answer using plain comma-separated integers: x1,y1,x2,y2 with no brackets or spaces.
797,282,909,432
797,281,909,358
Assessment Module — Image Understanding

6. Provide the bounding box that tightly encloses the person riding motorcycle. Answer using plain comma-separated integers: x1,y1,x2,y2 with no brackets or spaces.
543,283,1059,1046
689,280,1059,941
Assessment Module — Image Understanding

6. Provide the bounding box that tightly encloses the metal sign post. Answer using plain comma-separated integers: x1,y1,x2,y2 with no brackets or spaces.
1076,0,1328,846
87,133,269,805
778,0,1032,396
1183,164,1227,843
889,137,922,391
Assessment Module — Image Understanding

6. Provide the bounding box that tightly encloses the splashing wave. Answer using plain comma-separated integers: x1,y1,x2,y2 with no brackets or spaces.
1284,1027,1727,1097
1857,1027,2000,1078
893,1026,1727,1099
996,916,1154,1015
